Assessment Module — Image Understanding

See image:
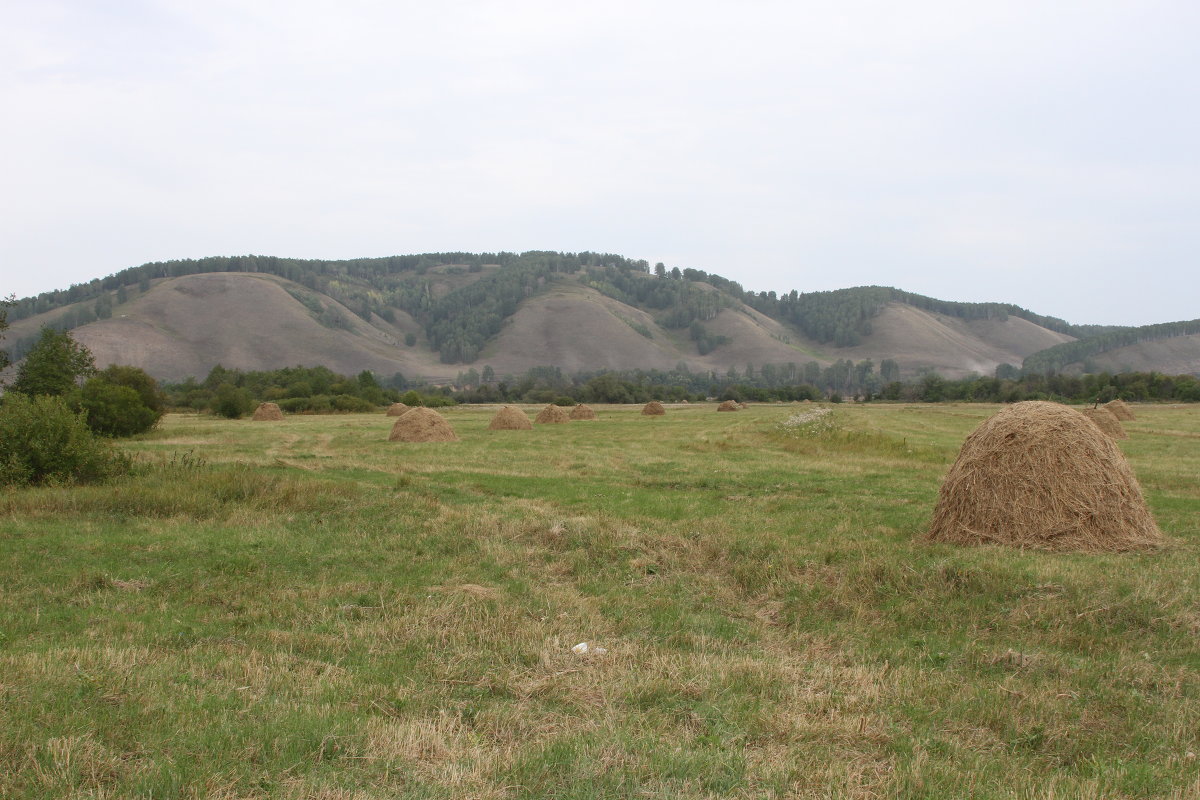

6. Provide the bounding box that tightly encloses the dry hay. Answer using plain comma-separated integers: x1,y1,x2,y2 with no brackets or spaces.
926,401,1161,552
569,403,597,420
252,402,283,421
388,407,459,442
717,400,740,412
641,401,666,416
1105,399,1136,421
1083,407,1127,440
385,402,410,417
535,404,571,424
489,406,532,430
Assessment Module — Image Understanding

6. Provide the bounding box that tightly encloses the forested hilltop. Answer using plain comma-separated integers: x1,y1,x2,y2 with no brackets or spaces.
5,251,1197,378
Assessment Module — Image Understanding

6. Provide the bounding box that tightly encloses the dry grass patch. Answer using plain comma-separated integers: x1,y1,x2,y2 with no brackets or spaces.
1082,406,1127,440
387,407,459,442
252,402,284,421
488,406,532,430
927,401,1162,551
535,404,570,424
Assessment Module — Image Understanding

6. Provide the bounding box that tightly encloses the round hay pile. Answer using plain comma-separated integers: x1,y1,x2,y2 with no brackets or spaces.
388,407,459,442
535,404,570,424
385,403,410,417
252,402,283,421
641,401,666,416
717,400,739,412
569,403,597,420
926,401,1161,552
1105,399,1136,421
489,406,532,430
1083,407,1127,440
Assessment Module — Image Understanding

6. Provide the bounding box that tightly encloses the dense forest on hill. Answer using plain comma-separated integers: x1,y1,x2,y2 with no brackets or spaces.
8,251,1195,375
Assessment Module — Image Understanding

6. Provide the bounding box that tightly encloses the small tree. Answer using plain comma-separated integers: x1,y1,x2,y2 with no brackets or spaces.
0,293,13,376
79,379,158,437
211,383,254,419
10,327,96,397
0,394,128,486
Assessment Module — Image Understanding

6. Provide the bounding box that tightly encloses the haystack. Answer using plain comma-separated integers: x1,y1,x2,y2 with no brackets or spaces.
569,403,597,420
641,401,666,416
1105,399,1136,421
252,402,283,421
1083,407,1127,440
717,400,739,412
926,401,1161,552
535,404,570,424
387,407,459,442
385,403,410,417
489,406,532,430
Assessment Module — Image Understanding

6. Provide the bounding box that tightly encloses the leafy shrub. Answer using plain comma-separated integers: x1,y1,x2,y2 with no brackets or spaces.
0,394,129,486
211,383,254,419
79,378,159,436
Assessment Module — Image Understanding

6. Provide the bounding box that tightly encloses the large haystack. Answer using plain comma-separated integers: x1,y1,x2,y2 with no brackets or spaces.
535,404,570,424
385,403,411,417
1083,407,1127,440
489,406,532,430
388,407,459,442
641,401,666,416
1105,399,1136,421
926,401,1161,552
717,400,739,412
569,403,597,420
252,402,284,421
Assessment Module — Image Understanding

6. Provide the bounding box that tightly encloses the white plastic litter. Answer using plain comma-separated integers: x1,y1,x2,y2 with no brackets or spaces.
571,642,608,655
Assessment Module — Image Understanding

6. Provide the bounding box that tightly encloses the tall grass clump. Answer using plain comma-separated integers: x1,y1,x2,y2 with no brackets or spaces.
0,394,130,485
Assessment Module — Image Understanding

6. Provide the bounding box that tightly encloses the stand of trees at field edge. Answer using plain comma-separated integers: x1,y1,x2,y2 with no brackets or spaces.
161,361,1200,412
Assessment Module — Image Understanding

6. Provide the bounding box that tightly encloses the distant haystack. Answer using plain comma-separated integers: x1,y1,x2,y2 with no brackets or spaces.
642,401,666,416
1105,399,1136,421
535,404,570,424
1083,407,1128,440
388,407,459,442
385,403,410,417
926,401,1161,552
489,406,532,430
252,402,283,421
680,399,690,404
569,403,597,420
717,400,739,412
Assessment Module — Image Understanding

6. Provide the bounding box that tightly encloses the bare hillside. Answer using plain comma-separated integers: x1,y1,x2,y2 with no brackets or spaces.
37,273,453,381
480,286,684,374
1074,334,1200,375
841,303,1075,378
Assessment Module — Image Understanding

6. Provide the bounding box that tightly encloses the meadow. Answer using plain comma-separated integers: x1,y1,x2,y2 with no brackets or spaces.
1,402,1197,799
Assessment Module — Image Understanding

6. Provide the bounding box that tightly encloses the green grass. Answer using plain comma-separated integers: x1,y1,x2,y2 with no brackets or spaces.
1,402,1198,799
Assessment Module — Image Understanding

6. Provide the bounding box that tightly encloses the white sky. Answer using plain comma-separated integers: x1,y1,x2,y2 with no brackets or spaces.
2,0,1197,326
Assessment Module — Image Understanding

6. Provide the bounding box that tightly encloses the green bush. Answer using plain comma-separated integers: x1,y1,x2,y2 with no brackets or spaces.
211,383,254,419
79,378,159,436
0,394,129,486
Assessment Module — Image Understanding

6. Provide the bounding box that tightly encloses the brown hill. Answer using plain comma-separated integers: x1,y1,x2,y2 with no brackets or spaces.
1067,334,1200,376
5,271,1088,383
11,272,448,382
841,304,1074,379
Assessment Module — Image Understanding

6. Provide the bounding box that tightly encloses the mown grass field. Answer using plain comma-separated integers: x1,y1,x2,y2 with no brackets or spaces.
1,402,1198,799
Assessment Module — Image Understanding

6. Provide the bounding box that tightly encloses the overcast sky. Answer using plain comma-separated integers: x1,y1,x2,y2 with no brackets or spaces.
3,1,1197,326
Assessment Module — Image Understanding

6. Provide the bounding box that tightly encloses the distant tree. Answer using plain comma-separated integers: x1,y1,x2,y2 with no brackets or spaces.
10,327,96,397
654,262,666,278
211,383,254,419
79,379,158,436
880,358,900,383
669,267,682,280
0,293,12,376
481,365,496,384
95,365,167,418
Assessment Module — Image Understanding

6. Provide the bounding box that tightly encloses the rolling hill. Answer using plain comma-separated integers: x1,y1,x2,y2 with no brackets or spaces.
3,252,1197,383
